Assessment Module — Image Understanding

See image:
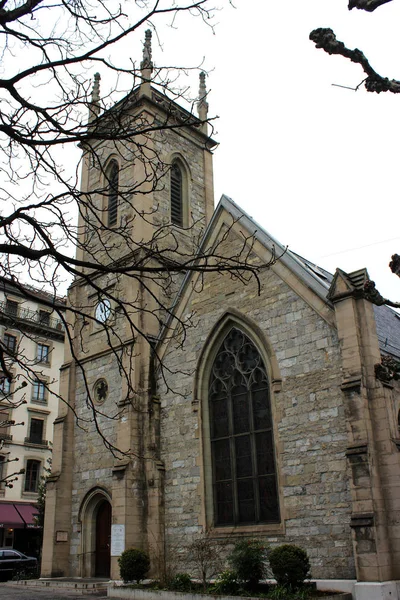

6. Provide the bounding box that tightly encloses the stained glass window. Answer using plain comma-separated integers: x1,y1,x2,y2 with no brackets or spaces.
209,327,280,526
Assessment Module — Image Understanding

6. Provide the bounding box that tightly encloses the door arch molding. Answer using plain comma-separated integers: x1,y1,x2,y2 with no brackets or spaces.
78,487,112,577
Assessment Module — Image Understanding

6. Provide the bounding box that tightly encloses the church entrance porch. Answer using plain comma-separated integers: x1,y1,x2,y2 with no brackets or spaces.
79,488,112,579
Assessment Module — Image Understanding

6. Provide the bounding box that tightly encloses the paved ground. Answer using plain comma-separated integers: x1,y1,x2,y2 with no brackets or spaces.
0,585,108,599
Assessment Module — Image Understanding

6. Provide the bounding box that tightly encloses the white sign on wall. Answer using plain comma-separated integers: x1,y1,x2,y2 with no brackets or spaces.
111,524,125,556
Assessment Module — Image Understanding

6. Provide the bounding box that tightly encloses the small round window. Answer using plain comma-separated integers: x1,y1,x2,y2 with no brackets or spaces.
93,378,108,405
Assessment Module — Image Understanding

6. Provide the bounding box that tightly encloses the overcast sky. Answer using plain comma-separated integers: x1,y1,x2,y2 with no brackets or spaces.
140,0,400,301
31,0,400,300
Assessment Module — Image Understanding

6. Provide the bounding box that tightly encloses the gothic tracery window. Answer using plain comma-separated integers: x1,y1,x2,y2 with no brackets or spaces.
209,327,280,526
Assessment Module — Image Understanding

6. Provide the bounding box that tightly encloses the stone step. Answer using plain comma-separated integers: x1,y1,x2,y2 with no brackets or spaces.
7,578,109,595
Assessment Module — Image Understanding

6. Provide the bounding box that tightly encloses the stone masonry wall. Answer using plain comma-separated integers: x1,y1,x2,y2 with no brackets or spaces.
82,120,209,270
158,240,355,580
69,352,121,574
153,127,208,231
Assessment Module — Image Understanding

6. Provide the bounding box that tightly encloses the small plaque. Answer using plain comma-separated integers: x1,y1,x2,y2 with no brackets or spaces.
111,524,125,556
56,530,68,542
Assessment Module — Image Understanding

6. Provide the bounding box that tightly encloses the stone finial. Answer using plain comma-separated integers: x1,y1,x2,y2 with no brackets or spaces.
197,71,209,131
141,29,153,73
198,71,209,110
88,72,101,125
140,29,153,97
92,72,101,104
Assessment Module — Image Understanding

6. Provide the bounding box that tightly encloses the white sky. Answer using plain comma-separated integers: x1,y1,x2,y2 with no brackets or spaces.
142,0,400,301
16,0,398,300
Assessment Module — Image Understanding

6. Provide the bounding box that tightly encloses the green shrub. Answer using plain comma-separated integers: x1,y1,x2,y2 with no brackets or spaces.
228,539,267,589
211,570,241,595
118,548,150,583
188,533,223,590
268,544,311,589
169,573,192,592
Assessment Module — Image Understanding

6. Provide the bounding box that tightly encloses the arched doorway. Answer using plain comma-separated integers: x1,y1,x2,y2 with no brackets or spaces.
95,500,111,577
79,488,112,578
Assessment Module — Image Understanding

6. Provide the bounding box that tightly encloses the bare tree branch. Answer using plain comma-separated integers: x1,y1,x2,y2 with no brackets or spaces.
0,0,276,471
348,0,394,11
309,27,400,93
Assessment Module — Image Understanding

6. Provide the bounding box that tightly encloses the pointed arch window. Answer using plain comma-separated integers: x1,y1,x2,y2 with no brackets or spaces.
209,327,280,526
170,163,183,226
106,160,119,227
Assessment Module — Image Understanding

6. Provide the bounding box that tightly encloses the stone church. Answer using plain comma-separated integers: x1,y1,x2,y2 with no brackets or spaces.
41,32,400,599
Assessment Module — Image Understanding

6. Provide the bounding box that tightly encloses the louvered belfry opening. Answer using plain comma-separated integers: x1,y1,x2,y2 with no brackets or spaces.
209,327,280,526
170,163,183,226
107,160,119,227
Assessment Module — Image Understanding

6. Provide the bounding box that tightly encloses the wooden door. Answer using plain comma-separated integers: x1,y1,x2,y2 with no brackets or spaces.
95,501,111,577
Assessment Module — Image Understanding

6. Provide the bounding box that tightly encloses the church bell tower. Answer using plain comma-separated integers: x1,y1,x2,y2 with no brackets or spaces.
41,30,216,580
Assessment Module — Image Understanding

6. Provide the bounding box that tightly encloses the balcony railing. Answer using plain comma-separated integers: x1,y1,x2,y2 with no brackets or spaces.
0,432,12,441
0,301,64,332
24,437,48,446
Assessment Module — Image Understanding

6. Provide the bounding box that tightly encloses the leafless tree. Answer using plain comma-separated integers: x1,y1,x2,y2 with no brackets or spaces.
0,0,278,472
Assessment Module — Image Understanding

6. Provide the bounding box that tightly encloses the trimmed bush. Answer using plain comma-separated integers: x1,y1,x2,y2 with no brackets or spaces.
169,573,192,592
268,544,311,589
118,548,150,583
228,539,267,589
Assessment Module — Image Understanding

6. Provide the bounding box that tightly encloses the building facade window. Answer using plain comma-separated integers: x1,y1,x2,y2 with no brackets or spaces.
0,376,11,395
32,381,47,403
37,343,50,363
3,333,17,354
208,327,280,526
39,310,50,325
28,418,44,445
0,455,5,489
5,299,18,318
106,160,119,227
170,162,183,226
0,406,11,441
24,460,40,493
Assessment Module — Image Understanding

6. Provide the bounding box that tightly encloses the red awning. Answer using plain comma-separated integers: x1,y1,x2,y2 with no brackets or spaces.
14,503,40,529
0,503,25,529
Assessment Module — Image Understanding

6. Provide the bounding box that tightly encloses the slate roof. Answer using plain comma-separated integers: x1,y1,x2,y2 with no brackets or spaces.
0,276,66,306
159,194,400,361
216,196,400,361
374,304,400,360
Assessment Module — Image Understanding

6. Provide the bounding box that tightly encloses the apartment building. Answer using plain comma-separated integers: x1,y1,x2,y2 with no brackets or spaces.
0,278,65,556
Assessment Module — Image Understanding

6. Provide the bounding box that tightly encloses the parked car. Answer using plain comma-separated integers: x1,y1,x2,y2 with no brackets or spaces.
0,549,38,579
